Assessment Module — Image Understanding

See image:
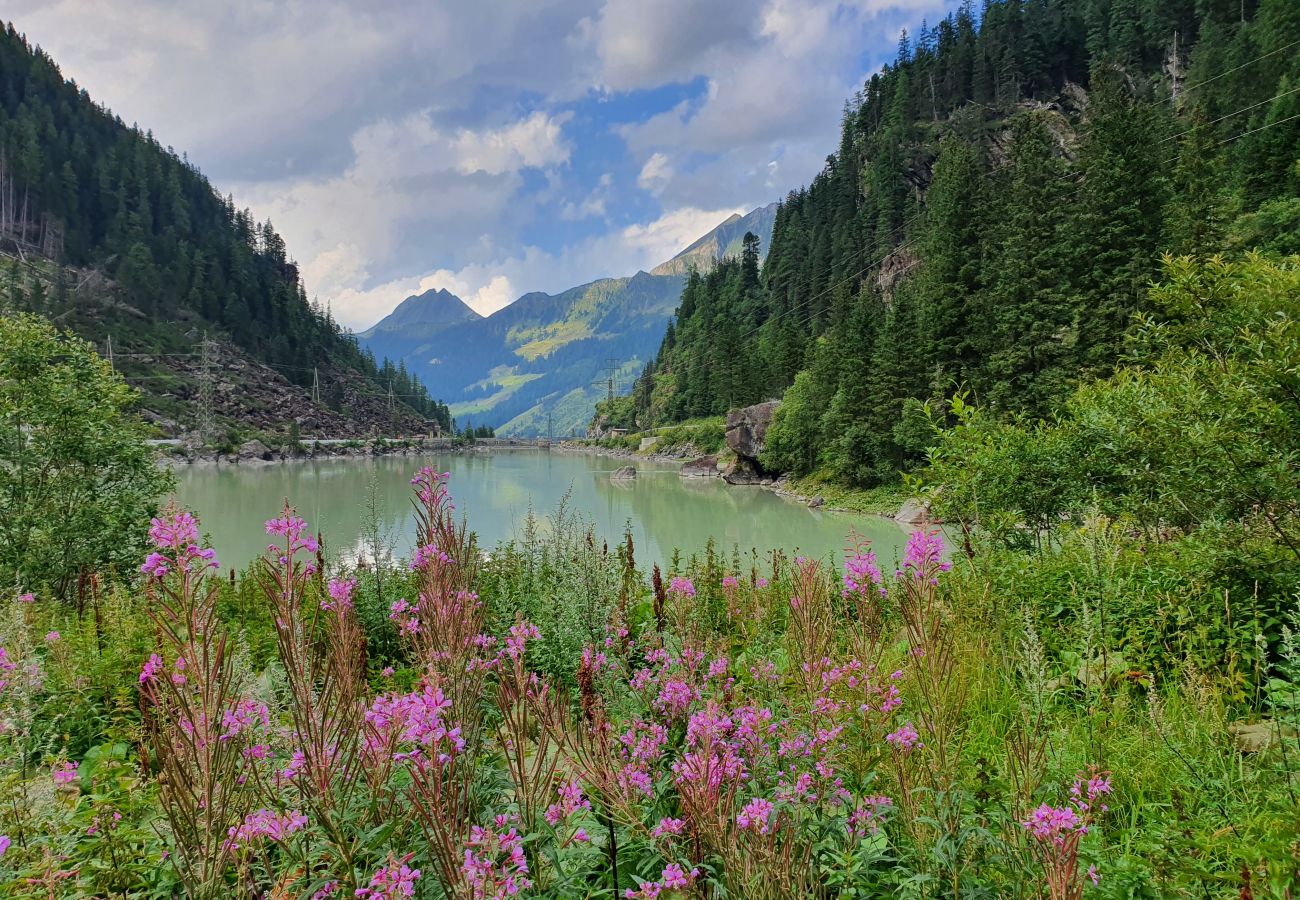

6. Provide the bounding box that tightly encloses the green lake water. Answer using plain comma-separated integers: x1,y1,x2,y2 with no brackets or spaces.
171,451,913,572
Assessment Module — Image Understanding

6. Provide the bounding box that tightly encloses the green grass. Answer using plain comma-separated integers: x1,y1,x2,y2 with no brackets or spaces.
785,471,909,515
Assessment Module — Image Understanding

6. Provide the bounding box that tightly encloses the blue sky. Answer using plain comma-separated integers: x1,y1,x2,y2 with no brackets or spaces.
13,0,957,328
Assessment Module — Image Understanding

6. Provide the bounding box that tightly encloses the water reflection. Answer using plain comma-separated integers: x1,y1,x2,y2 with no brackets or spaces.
171,452,913,573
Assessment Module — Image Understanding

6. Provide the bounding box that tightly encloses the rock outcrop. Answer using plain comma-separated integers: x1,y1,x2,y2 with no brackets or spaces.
895,498,932,525
680,456,720,478
610,465,637,480
725,401,779,463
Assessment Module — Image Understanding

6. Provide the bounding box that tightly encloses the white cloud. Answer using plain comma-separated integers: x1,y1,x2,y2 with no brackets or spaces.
637,152,674,193
622,207,743,262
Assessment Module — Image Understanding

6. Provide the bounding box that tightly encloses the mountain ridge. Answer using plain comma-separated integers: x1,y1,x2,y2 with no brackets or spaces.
359,203,777,436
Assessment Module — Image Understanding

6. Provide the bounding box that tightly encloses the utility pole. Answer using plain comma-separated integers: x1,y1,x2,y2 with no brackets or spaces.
547,411,553,444
196,332,215,447
311,366,321,405
105,334,114,373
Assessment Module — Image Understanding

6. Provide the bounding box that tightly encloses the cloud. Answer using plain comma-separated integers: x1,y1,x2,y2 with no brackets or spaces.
637,153,674,193
580,0,766,91
11,0,953,335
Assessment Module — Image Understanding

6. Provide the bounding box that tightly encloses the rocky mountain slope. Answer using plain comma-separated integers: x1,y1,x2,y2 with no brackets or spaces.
359,204,776,437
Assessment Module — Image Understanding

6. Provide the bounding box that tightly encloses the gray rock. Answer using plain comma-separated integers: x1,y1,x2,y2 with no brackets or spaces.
680,456,720,478
807,496,825,508
725,401,780,463
238,439,273,461
895,498,932,525
722,457,765,485
610,465,637,480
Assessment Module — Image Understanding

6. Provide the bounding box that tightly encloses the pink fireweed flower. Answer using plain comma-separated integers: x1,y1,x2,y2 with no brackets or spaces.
654,678,696,719
667,576,695,598
223,809,307,852
1088,865,1100,885
171,656,187,686
220,699,271,741
737,796,775,834
356,853,421,899
388,599,421,637
139,653,163,684
581,645,607,673
847,795,893,838
661,864,698,890
149,510,200,550
502,620,541,660
843,546,886,597
721,575,739,590
142,508,219,577
322,577,356,613
885,723,922,754
44,631,60,643
264,512,318,559
410,467,452,505
625,864,699,899
463,824,531,898
1022,803,1082,846
1071,773,1113,813
410,542,450,571
52,761,78,785
0,835,9,856
898,529,951,582
381,666,395,678
652,817,685,838
544,780,592,826
365,682,465,763
280,750,306,781
17,592,35,604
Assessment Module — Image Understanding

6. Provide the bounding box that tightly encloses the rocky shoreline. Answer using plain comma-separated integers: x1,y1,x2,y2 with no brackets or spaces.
567,399,930,525
161,437,481,468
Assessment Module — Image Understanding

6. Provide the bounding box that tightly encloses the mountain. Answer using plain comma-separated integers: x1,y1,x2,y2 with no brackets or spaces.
0,22,450,439
650,204,778,277
364,287,481,333
359,203,777,436
627,0,1300,487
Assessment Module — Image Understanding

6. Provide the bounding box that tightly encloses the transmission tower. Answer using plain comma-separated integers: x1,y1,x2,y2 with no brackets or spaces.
311,366,322,405
105,334,114,372
592,357,619,403
196,332,215,446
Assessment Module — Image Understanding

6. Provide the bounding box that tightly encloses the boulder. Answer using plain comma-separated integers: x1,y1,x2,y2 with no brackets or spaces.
807,496,825,509
610,465,637,480
895,498,931,526
725,401,780,463
722,457,765,485
680,456,720,478
238,439,274,462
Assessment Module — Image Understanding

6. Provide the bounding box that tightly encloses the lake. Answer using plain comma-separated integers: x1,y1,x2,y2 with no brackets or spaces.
171,450,914,572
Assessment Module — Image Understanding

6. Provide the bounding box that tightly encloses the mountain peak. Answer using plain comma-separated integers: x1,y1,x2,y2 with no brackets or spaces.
364,287,482,334
649,202,778,277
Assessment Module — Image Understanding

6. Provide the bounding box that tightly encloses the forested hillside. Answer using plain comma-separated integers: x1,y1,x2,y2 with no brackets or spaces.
0,23,450,435
628,0,1299,485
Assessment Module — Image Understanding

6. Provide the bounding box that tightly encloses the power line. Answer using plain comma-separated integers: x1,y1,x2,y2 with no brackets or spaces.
1180,37,1300,94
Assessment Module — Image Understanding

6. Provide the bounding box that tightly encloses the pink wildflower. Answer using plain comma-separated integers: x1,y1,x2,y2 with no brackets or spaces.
44,631,60,643
899,529,950,581
544,780,592,826
667,576,695,598
17,593,34,604
356,853,421,899
52,761,79,786
462,824,530,898
322,577,356,613
737,796,775,834
652,817,685,838
223,809,307,852
885,723,922,754
139,653,163,684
